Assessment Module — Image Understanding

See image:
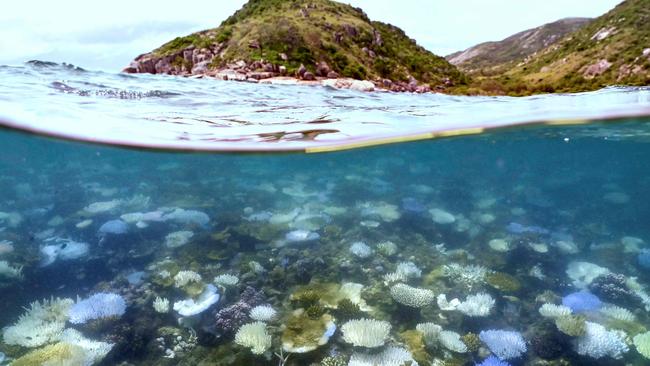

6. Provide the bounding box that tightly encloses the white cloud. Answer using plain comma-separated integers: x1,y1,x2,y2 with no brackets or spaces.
0,0,623,70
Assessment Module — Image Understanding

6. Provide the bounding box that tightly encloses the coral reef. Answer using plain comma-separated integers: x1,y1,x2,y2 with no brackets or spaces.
340,318,390,348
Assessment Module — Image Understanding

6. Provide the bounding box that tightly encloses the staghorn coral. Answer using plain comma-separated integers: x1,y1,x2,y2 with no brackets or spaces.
348,346,418,366
555,314,587,337
439,330,468,353
249,305,277,322
2,297,73,347
539,303,572,318
633,331,650,359
456,292,495,317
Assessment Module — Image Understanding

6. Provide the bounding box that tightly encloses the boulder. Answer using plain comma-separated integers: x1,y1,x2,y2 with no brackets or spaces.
302,71,316,81
316,61,330,77
297,64,307,78
279,66,287,75
583,59,612,79
191,61,210,75
326,71,339,79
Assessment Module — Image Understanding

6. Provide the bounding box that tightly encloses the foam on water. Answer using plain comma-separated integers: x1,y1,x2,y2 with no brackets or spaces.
1,61,650,152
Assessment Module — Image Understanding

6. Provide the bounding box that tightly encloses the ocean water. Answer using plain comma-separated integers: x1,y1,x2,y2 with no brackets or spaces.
1,62,650,365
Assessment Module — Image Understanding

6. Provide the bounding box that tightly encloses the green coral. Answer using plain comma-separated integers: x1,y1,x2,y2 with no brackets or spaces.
461,332,481,352
398,330,431,365
335,298,363,321
486,272,521,292
555,314,587,337
12,343,86,366
306,304,326,319
281,309,336,353
321,355,347,366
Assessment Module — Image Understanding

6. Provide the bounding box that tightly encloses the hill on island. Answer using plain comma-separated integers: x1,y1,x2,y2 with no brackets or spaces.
124,0,466,92
447,18,591,75
453,0,650,95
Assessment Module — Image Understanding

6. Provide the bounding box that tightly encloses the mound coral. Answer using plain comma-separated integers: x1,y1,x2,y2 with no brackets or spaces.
173,284,220,316
562,291,602,313
281,309,336,353
341,318,391,348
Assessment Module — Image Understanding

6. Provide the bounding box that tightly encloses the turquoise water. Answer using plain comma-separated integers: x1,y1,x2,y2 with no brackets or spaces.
1,62,650,365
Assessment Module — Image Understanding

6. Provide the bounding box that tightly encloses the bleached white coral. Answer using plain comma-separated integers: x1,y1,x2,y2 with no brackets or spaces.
456,293,495,317
350,242,373,258
443,263,488,289
633,331,650,359
600,305,635,322
479,329,527,360
60,328,114,365
416,322,442,346
341,318,391,348
174,270,202,288
153,297,170,313
235,322,272,355
566,261,609,289
437,294,461,311
173,284,220,317
214,274,239,287
383,271,407,284
539,303,572,318
0,260,22,279
2,297,73,347
165,230,194,248
376,241,397,256
439,330,467,353
348,346,419,366
250,305,277,322
574,321,628,359
395,261,422,279
390,283,434,308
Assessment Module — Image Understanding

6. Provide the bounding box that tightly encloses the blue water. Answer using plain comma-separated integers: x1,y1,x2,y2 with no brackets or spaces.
1,61,650,365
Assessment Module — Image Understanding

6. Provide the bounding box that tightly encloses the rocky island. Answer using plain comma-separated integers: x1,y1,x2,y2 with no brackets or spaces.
125,0,649,96
123,0,466,93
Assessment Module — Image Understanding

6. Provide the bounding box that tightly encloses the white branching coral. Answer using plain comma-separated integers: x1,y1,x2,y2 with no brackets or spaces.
390,283,434,308
348,346,419,366
416,322,442,346
566,261,609,289
0,260,22,279
539,303,572,318
250,305,277,322
574,322,628,359
341,319,391,348
383,271,407,284
439,330,468,353
437,294,461,311
174,270,202,288
214,274,239,287
153,297,170,313
235,322,272,355
633,331,650,359
2,297,73,347
456,293,495,317
350,242,373,258
60,328,114,365
600,305,635,322
396,261,422,278
443,263,488,290
479,329,527,360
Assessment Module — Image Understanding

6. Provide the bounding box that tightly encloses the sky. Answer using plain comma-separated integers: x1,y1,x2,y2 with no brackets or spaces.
0,0,623,71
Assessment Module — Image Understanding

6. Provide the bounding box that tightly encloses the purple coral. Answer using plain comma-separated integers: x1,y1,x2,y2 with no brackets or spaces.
479,330,527,360
213,286,264,335
476,356,511,366
562,291,602,313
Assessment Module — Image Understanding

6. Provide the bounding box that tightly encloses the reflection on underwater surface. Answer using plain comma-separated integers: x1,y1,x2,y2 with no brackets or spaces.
0,121,650,365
